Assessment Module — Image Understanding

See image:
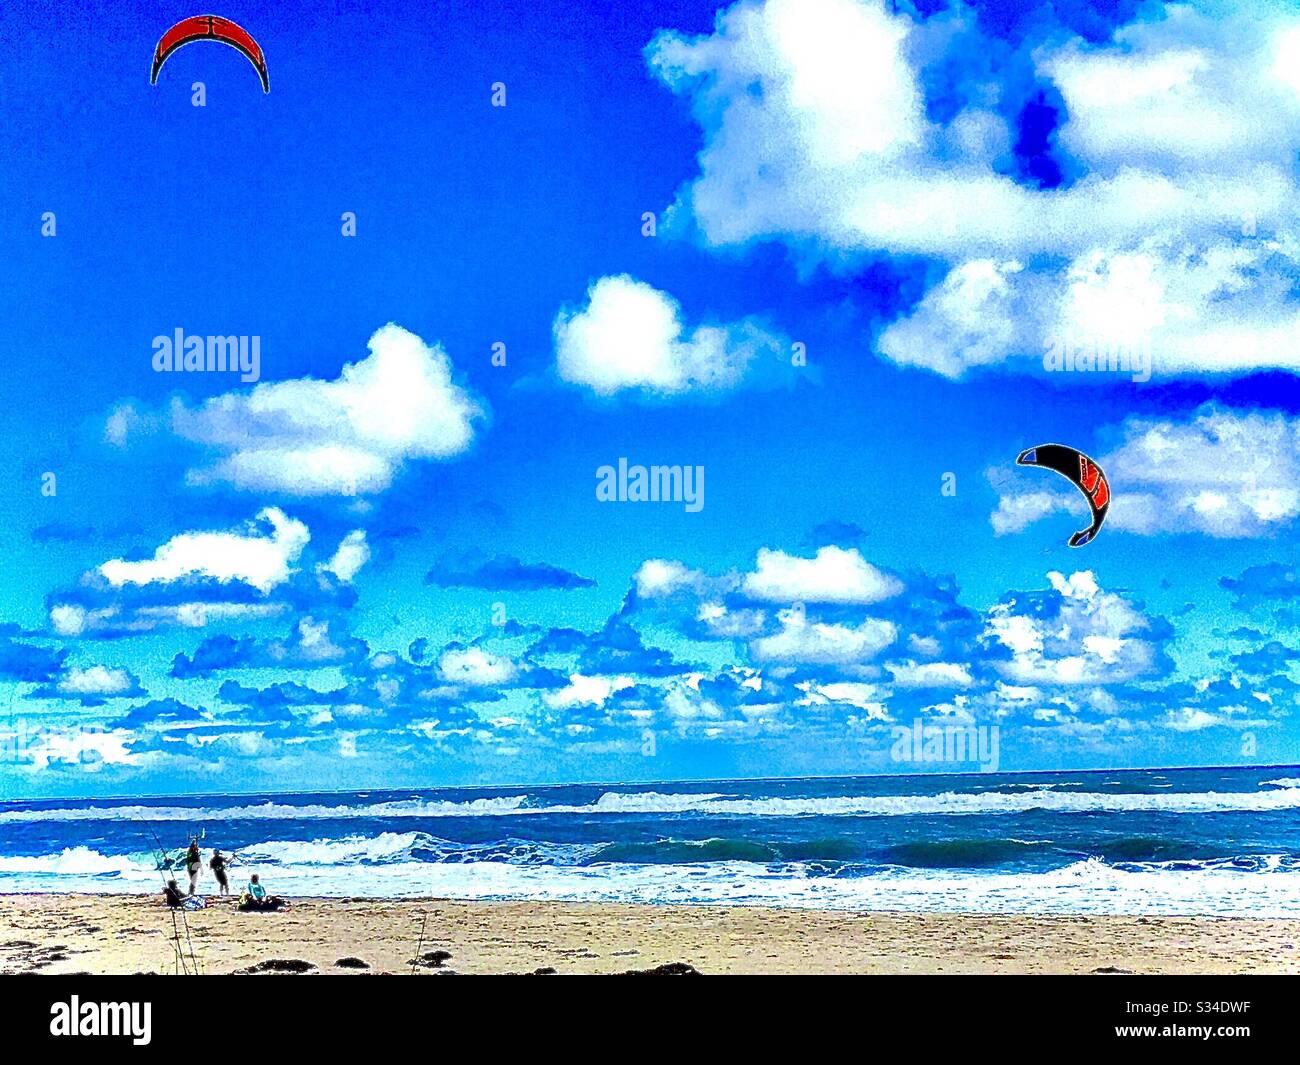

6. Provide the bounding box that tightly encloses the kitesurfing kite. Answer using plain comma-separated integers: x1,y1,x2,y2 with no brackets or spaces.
150,15,269,93
1016,443,1111,548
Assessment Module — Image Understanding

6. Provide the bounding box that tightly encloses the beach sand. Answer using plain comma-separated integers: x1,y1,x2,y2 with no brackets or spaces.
1,894,1296,975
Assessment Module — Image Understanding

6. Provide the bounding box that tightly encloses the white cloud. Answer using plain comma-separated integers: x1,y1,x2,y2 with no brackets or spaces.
51,603,176,638
886,660,974,688
1162,708,1227,732
172,324,483,495
991,489,1086,537
145,603,286,629
26,728,137,771
664,680,726,721
50,606,90,638
696,601,767,638
318,530,370,583
795,680,889,717
633,558,713,598
985,570,1158,685
104,403,155,447
438,647,518,686
276,617,348,663
544,674,635,708
750,606,896,664
57,665,135,697
98,507,309,594
742,546,902,604
1102,408,1300,537
650,0,1300,377
554,275,785,396
879,260,1030,377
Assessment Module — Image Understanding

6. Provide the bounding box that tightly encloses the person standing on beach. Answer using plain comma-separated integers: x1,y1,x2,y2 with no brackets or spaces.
209,849,231,895
185,839,202,896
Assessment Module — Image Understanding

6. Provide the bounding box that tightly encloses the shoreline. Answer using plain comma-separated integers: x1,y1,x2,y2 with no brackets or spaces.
2,894,1297,975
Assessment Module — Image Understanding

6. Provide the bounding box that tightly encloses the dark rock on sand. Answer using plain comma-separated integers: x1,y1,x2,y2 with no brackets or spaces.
1091,966,1133,975
235,958,318,974
417,949,452,968
335,957,370,969
616,962,700,976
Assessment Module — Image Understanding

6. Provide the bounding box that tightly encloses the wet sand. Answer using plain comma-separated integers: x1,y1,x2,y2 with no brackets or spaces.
1,893,1296,974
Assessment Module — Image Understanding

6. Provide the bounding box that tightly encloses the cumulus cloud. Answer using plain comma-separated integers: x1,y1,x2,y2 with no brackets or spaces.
171,324,484,495
47,510,354,638
170,617,369,679
438,647,518,687
634,546,902,608
554,275,787,396
24,728,138,771
26,661,146,707
544,674,635,709
99,507,308,594
1101,408,1300,537
650,0,1300,377
318,531,370,583
991,489,1086,537
742,546,902,604
53,665,142,699
633,559,714,598
795,681,888,716
750,606,897,665
885,660,974,689
993,407,1300,539
879,260,1032,377
984,571,1167,686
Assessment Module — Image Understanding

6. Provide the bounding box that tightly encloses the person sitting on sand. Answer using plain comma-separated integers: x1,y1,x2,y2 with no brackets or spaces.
239,873,286,912
185,839,202,896
163,879,184,908
209,849,230,895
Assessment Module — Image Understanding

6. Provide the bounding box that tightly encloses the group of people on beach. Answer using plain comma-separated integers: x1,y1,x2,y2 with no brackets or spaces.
162,839,286,912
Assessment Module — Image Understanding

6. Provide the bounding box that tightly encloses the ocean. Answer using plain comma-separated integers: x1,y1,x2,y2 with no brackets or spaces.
4,766,1300,916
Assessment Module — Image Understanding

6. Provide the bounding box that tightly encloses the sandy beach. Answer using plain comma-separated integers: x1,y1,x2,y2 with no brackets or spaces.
1,894,1297,975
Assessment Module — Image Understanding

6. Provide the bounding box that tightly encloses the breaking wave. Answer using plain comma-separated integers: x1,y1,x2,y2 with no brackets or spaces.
6,784,1300,823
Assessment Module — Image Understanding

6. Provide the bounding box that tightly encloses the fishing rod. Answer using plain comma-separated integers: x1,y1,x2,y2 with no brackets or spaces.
139,827,200,972
170,831,203,975
141,828,190,976
409,912,429,975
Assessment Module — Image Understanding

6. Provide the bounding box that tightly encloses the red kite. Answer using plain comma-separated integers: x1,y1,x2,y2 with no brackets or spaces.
1016,443,1112,548
150,15,269,93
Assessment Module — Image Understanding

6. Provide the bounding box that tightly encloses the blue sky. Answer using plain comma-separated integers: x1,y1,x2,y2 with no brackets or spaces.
2,0,1299,797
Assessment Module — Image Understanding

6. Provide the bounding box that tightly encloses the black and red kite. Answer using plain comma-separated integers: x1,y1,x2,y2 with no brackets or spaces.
150,15,269,93
1016,443,1111,548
